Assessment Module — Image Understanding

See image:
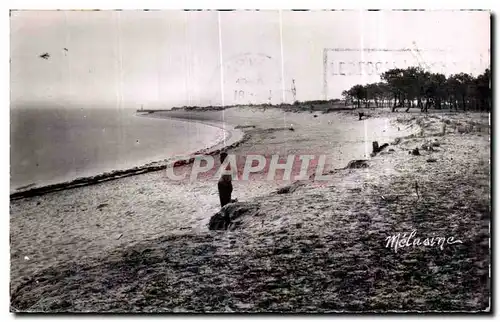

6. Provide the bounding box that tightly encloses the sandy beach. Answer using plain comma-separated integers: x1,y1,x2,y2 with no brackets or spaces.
10,106,490,312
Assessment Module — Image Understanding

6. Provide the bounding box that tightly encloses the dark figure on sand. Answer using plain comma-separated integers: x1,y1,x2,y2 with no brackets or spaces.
218,152,233,208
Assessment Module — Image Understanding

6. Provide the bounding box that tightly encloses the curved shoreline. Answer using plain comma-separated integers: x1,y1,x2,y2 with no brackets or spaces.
10,114,246,200
135,112,240,151
9,108,422,201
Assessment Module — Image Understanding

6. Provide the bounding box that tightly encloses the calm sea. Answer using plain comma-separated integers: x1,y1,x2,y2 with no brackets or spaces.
10,106,225,192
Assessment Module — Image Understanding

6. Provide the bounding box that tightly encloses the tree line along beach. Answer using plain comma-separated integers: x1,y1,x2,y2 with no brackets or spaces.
10,96,490,312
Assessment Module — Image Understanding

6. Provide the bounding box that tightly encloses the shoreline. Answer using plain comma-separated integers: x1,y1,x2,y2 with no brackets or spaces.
10,104,475,200
10,107,413,289
10,113,245,200
10,110,490,312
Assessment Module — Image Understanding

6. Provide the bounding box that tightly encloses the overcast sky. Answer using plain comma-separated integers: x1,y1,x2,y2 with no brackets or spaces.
10,10,490,108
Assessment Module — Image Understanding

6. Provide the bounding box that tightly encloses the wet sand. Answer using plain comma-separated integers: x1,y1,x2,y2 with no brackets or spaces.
10,106,490,312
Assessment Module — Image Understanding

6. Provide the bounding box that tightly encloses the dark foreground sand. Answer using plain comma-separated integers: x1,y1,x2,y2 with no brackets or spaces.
10,107,490,312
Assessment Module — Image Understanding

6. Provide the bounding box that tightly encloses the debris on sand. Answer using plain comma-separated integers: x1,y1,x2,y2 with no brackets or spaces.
441,123,447,136
380,194,399,203
344,160,369,169
208,202,260,230
410,147,420,156
378,143,389,152
421,140,441,152
426,158,438,163
370,141,389,156
421,144,435,152
235,125,256,129
392,137,402,145
96,203,109,210
277,181,305,194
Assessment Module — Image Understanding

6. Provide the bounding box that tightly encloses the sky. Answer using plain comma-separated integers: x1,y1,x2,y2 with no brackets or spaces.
10,10,491,108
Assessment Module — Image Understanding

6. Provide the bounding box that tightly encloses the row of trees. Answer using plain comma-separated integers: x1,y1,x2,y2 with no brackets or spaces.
342,67,491,112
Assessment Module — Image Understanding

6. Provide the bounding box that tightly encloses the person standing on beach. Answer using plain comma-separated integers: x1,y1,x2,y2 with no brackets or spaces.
218,152,233,208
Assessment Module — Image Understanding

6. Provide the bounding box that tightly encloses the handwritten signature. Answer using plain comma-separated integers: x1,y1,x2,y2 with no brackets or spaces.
385,230,463,253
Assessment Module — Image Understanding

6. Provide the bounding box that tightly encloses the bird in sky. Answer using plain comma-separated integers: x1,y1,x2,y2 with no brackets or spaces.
39,53,50,60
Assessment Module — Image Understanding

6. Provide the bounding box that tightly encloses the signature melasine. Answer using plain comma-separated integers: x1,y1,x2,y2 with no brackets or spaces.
385,230,463,253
